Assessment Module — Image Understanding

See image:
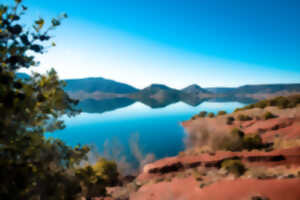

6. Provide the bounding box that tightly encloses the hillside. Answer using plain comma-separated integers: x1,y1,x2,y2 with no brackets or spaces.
129,84,181,108
16,73,300,107
64,77,139,94
182,84,211,95
103,95,300,200
207,84,300,99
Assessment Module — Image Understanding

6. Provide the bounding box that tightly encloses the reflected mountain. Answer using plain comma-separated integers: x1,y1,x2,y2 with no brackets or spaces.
206,96,257,104
77,98,135,114
77,96,259,114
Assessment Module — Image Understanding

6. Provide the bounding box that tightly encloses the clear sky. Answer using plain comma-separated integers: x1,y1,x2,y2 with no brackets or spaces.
13,0,300,89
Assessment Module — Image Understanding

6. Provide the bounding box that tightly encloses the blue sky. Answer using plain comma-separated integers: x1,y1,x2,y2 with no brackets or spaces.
12,0,300,88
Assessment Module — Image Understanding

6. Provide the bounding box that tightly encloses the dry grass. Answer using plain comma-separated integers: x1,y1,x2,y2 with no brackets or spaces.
245,166,300,179
273,138,300,149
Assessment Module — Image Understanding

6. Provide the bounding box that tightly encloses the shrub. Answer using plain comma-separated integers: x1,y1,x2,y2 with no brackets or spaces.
263,112,277,120
219,129,244,151
75,158,119,198
243,134,264,151
234,95,300,112
207,112,215,118
226,116,235,125
255,100,268,108
251,196,270,200
217,110,227,116
198,111,207,117
93,158,119,186
231,128,245,138
237,114,252,121
221,159,246,177
221,129,265,152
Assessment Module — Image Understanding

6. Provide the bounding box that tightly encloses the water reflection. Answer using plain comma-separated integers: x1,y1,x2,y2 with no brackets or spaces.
50,98,251,173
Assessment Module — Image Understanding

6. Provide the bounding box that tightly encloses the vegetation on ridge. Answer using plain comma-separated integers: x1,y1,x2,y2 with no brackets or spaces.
0,1,118,199
235,94,300,112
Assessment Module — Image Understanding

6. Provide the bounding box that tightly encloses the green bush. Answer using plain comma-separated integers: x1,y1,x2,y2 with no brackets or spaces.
243,134,264,151
93,158,119,186
226,116,235,125
219,128,244,151
231,128,245,138
221,159,246,177
234,95,300,112
237,114,252,121
0,1,119,199
263,112,277,120
207,112,215,118
75,158,119,198
220,129,265,152
198,111,207,117
217,110,227,116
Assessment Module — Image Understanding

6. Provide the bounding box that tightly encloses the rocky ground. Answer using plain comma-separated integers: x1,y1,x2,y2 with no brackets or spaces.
97,98,300,200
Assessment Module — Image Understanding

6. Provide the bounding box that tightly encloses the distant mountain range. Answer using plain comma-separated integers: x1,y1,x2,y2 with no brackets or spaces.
16,73,300,108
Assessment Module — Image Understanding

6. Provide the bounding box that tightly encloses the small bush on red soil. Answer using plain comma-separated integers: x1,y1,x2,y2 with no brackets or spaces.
263,111,277,120
235,95,300,112
237,114,252,121
221,159,246,177
220,129,265,152
226,116,235,125
217,110,227,116
243,134,264,151
198,111,207,117
207,112,215,118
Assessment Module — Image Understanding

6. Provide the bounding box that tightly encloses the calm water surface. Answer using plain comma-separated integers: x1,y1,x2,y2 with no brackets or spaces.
49,100,245,169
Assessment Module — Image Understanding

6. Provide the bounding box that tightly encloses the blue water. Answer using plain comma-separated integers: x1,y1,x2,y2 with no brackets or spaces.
48,101,245,169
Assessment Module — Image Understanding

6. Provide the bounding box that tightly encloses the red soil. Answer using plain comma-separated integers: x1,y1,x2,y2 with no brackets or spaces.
131,177,300,200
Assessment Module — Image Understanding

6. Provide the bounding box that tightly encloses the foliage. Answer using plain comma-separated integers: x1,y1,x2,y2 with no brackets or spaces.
75,158,119,198
221,159,246,177
243,134,264,151
234,95,300,112
237,114,252,121
198,111,207,117
93,158,119,186
191,111,207,120
231,128,245,138
220,128,244,151
226,116,235,125
263,111,277,120
0,1,117,199
207,112,215,118
217,110,227,116
220,129,265,152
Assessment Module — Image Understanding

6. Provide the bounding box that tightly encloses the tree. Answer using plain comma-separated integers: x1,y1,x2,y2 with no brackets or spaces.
0,1,104,199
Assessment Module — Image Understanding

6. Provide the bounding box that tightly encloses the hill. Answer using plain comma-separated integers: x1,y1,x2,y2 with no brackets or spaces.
181,84,211,95
129,84,182,108
64,77,139,94
105,95,300,200
207,84,300,96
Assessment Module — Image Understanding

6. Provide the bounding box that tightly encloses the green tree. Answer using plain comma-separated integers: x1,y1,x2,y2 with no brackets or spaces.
0,1,107,199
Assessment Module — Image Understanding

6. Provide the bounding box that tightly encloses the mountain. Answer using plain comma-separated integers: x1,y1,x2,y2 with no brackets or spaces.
77,98,135,114
207,84,300,95
64,77,139,94
182,84,211,95
180,84,213,106
129,84,182,108
233,84,300,94
205,87,236,94
15,73,300,106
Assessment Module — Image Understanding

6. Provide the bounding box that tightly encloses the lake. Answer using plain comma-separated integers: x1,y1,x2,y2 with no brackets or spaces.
49,99,247,172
